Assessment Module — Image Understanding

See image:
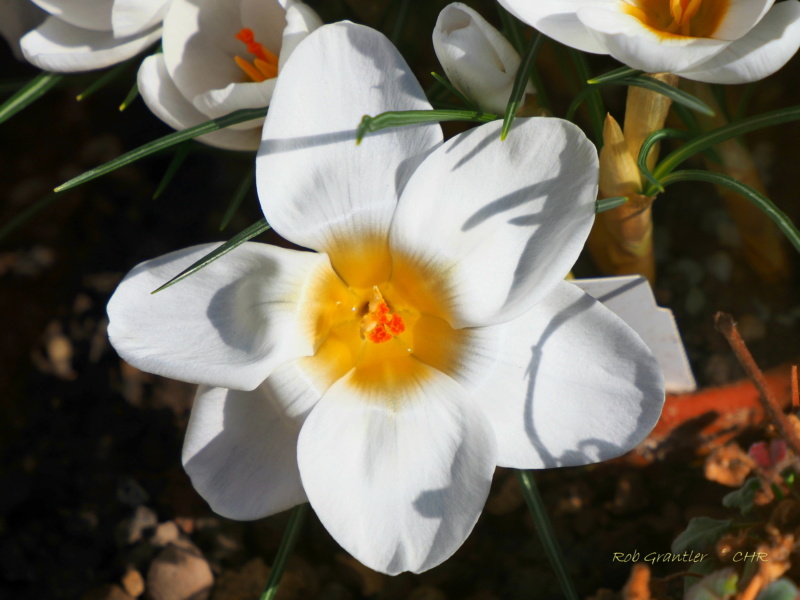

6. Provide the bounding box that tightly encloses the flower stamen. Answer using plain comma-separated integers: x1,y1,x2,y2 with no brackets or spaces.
360,286,406,344
234,28,279,82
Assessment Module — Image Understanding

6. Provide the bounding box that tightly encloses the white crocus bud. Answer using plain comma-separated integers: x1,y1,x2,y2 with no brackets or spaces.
433,3,534,115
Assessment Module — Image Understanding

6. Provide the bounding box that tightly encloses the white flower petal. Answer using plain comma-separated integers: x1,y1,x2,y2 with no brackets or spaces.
240,0,289,58
192,79,276,120
257,22,442,287
112,0,169,38
463,281,664,468
162,0,252,102
577,6,729,73
711,0,774,41
389,117,597,329
298,360,497,574
183,375,315,520
276,1,323,70
138,54,260,151
31,0,112,32
20,15,161,72
497,0,615,54
574,276,696,393
680,1,800,84
433,3,532,115
107,243,337,391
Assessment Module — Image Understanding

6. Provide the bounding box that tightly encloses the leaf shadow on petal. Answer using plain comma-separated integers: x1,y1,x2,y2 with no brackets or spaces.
522,293,658,467
409,434,492,574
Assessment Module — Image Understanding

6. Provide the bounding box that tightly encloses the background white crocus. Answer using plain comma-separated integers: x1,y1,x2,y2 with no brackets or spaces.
499,0,800,84
19,0,168,72
107,22,665,575
0,1,45,59
137,0,321,151
433,3,535,114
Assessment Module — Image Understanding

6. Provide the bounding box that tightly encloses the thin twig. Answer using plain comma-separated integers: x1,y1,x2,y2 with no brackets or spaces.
714,312,800,456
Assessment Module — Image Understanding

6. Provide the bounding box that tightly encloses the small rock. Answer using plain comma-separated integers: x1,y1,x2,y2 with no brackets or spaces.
146,542,214,600
211,558,268,600
704,444,754,487
151,522,180,547
117,477,150,508
116,506,157,546
80,584,135,600
121,567,144,598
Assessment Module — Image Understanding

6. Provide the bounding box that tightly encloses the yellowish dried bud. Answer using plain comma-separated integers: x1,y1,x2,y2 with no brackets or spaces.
599,113,641,198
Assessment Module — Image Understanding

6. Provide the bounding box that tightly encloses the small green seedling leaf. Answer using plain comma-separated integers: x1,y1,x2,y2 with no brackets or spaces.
671,517,733,554
686,568,738,600
722,478,761,515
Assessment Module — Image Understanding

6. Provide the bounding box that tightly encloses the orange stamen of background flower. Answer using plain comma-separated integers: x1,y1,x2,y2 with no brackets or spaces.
234,28,279,83
360,287,406,344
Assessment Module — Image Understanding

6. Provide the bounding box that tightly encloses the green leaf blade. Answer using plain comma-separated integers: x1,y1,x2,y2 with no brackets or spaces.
0,71,63,126
151,218,271,294
55,107,268,193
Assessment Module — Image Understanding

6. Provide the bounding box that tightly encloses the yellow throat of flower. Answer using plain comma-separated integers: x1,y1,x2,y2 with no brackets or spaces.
623,0,728,38
234,28,279,82
299,242,464,395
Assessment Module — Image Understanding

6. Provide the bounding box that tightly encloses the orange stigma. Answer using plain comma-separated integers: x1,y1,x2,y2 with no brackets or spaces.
360,287,406,344
234,28,279,83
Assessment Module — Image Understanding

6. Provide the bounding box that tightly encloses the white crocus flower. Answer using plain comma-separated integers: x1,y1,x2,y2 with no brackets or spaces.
433,3,535,114
137,0,322,151
107,22,665,575
498,0,800,84
19,0,168,72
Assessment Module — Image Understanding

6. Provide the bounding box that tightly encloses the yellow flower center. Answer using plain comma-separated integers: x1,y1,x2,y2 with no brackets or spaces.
622,0,728,38
234,28,279,82
300,241,465,395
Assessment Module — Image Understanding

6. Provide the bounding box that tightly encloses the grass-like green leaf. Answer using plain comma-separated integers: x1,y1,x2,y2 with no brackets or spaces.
430,72,478,111
567,49,605,146
0,192,59,243
76,61,130,101
587,66,642,85
220,168,255,231
516,471,579,600
637,128,693,192
0,71,63,126
55,107,267,193
259,504,309,600
356,109,497,144
595,196,628,213
151,218,271,294
152,143,191,199
119,80,140,111
651,104,800,187
620,74,714,116
500,31,544,141
660,169,800,255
